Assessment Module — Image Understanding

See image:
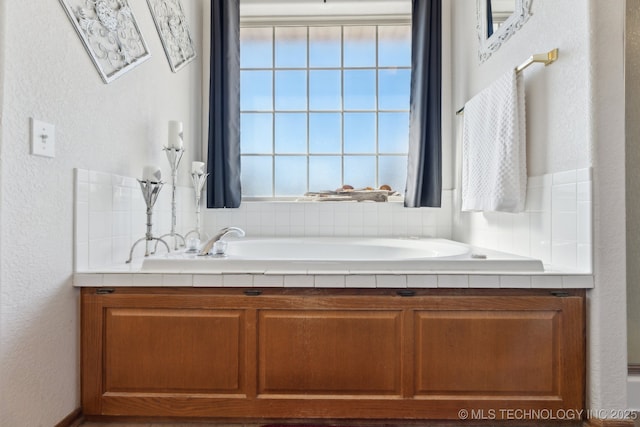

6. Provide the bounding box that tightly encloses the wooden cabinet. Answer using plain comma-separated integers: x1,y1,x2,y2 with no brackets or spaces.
81,288,584,420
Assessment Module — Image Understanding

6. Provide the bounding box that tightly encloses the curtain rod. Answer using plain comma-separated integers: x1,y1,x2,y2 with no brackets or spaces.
455,48,559,116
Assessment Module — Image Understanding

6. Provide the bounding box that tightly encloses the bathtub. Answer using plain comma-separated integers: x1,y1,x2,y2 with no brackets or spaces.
141,237,544,273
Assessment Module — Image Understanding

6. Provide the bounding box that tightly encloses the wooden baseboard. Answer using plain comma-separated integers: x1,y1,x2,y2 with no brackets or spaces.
55,408,83,427
583,418,635,427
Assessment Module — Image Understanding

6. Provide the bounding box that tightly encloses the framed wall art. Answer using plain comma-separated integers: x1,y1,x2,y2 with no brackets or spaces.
59,0,151,83
147,0,197,72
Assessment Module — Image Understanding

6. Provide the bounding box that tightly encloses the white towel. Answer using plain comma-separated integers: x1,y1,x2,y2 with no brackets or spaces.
461,69,527,213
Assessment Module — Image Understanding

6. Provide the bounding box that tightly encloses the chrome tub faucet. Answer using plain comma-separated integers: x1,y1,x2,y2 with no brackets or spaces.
199,227,245,256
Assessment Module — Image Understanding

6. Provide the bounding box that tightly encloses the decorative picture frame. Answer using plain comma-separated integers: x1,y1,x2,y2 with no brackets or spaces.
146,0,197,72
476,0,532,62
59,0,151,83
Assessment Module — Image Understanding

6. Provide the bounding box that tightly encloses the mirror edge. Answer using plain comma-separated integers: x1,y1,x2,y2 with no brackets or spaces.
477,0,533,63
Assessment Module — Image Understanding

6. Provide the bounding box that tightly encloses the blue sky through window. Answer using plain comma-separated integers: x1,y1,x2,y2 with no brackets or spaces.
240,24,411,197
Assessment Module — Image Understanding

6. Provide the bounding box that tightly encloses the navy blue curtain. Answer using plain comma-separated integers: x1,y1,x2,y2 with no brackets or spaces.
404,0,442,208
207,0,241,208
487,0,494,37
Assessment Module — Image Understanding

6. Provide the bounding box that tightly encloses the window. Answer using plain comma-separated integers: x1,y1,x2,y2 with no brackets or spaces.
240,24,411,198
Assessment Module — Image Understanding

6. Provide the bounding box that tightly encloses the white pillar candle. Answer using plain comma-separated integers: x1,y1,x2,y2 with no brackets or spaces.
192,161,205,175
168,120,183,149
142,165,162,182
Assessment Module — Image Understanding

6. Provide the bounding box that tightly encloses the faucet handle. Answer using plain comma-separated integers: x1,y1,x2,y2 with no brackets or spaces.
213,240,228,255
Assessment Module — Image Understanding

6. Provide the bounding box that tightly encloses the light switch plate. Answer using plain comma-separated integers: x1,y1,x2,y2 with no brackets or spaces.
30,118,55,158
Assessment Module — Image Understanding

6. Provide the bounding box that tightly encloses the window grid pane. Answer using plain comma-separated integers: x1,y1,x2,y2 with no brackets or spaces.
240,24,410,198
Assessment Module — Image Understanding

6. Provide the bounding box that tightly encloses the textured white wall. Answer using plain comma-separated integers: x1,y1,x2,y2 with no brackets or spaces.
588,0,628,412
627,1,640,366
451,0,591,178
0,1,203,425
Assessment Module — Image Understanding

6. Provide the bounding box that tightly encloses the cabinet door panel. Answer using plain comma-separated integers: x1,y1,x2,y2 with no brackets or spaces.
105,308,244,394
414,310,558,395
258,310,402,396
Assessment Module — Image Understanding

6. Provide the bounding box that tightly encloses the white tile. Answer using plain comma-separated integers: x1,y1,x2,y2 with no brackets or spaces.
89,238,112,268
562,275,594,288
284,275,315,288
260,223,276,236
76,202,89,245
469,275,499,288
253,275,284,287
103,273,134,287
304,204,321,226
362,208,379,227
346,275,377,288
318,209,335,228
89,183,113,212
552,183,577,212
304,224,321,236
377,226,393,237
290,208,306,228
577,201,592,245
531,276,563,289
422,226,438,238
112,211,132,238
76,182,90,203
552,242,577,270
275,225,292,236
89,170,112,185
377,209,393,228
90,211,113,240
112,186,132,212
75,168,89,183
314,275,346,288
192,274,224,287
511,212,531,256
112,237,131,264
577,244,592,273
499,275,531,288
223,274,254,287
552,211,577,242
421,212,437,230
376,275,407,288
162,274,193,287
73,273,103,287
553,169,577,185
576,167,592,183
437,275,469,288
348,225,364,237
407,275,438,288
75,243,89,272
529,212,552,264
274,204,291,225
132,274,163,287
577,181,592,202
290,226,306,236
333,226,350,236
525,186,548,212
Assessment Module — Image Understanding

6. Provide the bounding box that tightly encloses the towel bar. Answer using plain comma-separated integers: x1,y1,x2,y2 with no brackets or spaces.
456,48,559,116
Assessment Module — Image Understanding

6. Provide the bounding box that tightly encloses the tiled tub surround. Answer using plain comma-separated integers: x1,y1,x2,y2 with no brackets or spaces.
74,168,594,289
454,168,593,273
74,169,196,271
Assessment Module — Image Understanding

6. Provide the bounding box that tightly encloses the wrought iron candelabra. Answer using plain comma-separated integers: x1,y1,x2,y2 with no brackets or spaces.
185,171,209,250
157,146,186,250
126,180,170,263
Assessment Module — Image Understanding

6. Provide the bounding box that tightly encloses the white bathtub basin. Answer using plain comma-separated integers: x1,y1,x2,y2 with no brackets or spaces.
141,237,544,273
